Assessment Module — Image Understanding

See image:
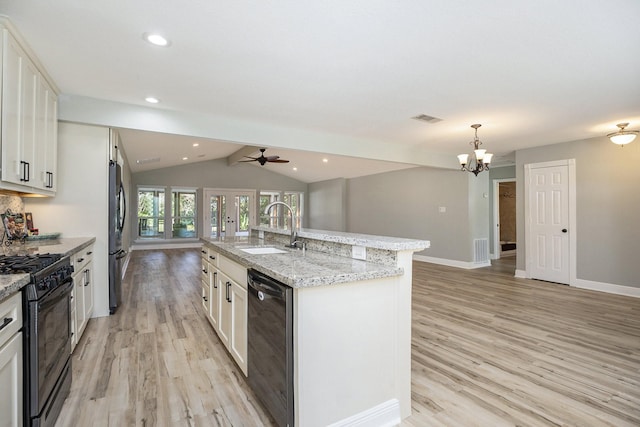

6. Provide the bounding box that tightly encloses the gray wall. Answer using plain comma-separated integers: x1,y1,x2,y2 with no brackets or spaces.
132,158,307,240
488,166,516,255
308,178,347,232
516,136,640,288
346,167,481,262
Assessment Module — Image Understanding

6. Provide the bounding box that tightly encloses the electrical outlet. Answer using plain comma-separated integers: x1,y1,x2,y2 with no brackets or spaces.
352,245,366,260
439,206,446,213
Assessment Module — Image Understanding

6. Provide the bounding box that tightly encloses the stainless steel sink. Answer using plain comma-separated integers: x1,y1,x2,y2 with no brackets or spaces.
240,247,287,255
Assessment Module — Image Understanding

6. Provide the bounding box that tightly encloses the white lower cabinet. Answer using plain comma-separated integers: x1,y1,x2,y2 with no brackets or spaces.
71,245,94,352
0,292,23,427
201,245,247,376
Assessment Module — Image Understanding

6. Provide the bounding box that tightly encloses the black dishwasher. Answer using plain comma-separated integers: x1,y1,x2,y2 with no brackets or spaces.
247,269,294,427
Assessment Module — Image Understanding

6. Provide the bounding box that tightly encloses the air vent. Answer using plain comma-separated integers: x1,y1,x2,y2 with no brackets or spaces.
411,114,442,124
136,157,161,164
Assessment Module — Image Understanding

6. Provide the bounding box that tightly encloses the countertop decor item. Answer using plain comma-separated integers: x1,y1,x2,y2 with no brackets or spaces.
1,209,27,245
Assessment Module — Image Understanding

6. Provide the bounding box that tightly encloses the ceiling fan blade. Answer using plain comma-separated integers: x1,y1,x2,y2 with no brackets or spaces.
268,159,290,163
238,158,258,162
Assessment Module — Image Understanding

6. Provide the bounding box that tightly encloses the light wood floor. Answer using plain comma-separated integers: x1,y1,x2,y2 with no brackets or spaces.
56,250,640,426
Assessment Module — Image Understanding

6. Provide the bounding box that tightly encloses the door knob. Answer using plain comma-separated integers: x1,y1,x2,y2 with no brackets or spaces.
562,229,568,233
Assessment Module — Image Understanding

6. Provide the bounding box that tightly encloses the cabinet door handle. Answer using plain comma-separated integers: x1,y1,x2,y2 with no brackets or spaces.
202,268,207,274
213,272,217,288
84,269,90,286
225,281,231,302
201,250,206,254
20,161,28,182
86,251,93,255
77,257,85,263
203,296,208,302
209,255,216,260
0,317,13,331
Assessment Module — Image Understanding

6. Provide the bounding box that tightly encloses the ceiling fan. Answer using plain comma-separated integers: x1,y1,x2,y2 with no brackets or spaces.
239,148,290,166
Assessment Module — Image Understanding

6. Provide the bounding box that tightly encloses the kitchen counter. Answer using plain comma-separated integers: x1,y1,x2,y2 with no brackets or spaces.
202,228,429,426
200,235,404,288
0,237,96,302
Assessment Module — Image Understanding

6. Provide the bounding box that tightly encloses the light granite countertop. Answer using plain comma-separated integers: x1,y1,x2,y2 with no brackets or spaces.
253,226,430,251
202,236,406,288
0,237,96,302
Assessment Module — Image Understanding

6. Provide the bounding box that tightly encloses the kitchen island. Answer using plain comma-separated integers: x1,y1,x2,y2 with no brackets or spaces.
201,227,429,427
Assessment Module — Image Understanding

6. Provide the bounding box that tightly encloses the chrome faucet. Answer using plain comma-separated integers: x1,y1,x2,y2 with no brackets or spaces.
264,201,297,248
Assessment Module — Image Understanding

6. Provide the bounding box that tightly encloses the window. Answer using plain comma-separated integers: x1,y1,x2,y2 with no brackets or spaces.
137,188,165,238
137,186,197,239
172,190,196,238
259,191,303,229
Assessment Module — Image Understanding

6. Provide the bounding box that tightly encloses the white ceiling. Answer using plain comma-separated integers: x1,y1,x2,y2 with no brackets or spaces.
1,0,639,182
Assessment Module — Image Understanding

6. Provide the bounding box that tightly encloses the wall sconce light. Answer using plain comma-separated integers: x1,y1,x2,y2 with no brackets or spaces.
607,123,638,146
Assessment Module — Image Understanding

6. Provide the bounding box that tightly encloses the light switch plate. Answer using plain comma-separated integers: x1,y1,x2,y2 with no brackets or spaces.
352,245,366,260
439,206,446,213
258,230,264,239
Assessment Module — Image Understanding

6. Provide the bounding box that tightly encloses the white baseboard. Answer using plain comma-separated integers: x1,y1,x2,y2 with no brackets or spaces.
515,269,527,278
131,240,202,250
572,278,640,298
327,399,401,427
413,255,491,269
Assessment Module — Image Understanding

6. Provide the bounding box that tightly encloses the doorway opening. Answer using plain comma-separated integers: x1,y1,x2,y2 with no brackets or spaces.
492,179,516,260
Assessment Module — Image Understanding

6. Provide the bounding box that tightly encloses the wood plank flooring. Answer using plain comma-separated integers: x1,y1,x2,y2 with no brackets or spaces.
56,249,275,427
56,250,640,426
404,258,640,427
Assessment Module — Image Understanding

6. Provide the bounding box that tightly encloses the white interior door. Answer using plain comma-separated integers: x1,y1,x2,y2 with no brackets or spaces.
527,164,570,283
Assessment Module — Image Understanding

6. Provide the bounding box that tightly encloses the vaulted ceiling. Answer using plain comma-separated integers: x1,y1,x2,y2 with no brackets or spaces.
1,0,639,182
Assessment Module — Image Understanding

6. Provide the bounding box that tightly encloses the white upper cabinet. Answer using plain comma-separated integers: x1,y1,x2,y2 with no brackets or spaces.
0,20,59,195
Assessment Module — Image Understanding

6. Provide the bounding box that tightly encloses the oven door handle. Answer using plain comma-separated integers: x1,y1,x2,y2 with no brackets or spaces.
37,279,73,311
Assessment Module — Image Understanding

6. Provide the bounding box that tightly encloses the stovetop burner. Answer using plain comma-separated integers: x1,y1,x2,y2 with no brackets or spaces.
0,253,62,274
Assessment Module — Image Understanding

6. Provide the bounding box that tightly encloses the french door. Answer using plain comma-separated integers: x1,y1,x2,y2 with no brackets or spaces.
203,189,256,238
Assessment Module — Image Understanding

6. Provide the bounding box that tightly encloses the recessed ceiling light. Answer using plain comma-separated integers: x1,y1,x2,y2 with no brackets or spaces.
143,33,170,47
192,143,199,147
136,157,161,164
182,157,188,161
293,167,298,171
322,158,329,163
145,97,160,104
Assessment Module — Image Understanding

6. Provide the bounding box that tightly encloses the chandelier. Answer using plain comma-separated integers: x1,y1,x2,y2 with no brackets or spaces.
607,123,637,146
457,124,493,176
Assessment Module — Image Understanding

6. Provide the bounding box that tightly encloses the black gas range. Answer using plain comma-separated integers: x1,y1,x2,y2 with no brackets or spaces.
0,253,74,300
0,253,74,427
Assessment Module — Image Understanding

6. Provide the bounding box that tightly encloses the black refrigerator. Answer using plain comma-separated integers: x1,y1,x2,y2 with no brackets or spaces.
108,161,126,314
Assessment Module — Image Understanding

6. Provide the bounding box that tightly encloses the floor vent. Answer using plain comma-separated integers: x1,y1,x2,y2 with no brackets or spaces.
474,239,489,263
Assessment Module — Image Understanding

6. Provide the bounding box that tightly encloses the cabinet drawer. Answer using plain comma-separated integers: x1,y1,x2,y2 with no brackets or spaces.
72,246,93,272
203,246,218,267
0,293,22,345
218,255,247,288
